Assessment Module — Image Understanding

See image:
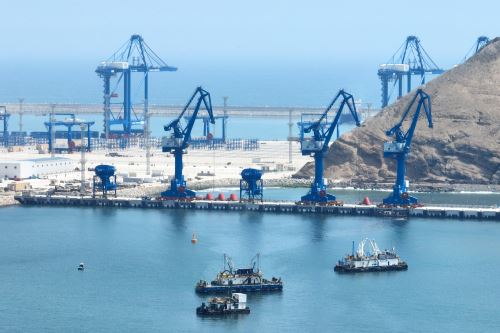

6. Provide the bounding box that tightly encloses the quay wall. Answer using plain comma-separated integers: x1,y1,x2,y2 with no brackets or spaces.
14,195,500,221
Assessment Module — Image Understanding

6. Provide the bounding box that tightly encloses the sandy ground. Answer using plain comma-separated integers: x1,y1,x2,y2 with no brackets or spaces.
0,141,312,203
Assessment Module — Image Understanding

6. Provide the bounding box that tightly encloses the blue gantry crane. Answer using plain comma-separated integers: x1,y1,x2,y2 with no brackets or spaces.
378,36,444,108
44,113,94,153
300,90,361,204
383,89,433,206
474,36,490,54
95,34,177,137
161,87,215,199
0,106,10,147
463,36,490,61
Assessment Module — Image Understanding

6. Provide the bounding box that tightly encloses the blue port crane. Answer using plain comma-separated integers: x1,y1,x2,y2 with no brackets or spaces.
474,36,490,54
383,89,432,206
463,36,490,61
44,113,94,153
0,106,10,147
95,34,177,137
161,87,215,199
300,90,361,204
378,36,444,108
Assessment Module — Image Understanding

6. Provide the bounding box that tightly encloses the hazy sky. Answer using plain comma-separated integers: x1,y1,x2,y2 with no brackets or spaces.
0,0,497,105
3,0,496,64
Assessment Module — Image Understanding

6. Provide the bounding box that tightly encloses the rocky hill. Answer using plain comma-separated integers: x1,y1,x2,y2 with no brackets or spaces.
297,38,500,187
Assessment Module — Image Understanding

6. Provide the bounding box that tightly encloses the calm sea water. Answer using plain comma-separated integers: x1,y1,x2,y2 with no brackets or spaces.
13,114,357,140
1,191,499,332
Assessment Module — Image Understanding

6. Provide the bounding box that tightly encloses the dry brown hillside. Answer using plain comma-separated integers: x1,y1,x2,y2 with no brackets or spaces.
297,38,500,186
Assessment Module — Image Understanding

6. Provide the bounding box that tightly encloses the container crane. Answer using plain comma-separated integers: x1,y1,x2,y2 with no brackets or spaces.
300,90,361,204
463,36,490,61
474,36,490,54
96,34,177,138
378,36,444,107
383,89,432,206
161,87,215,199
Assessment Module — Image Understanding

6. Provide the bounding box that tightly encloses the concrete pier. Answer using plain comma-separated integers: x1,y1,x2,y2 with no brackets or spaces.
14,194,500,221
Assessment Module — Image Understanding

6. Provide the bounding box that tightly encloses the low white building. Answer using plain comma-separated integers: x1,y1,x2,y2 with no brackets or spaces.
0,157,76,179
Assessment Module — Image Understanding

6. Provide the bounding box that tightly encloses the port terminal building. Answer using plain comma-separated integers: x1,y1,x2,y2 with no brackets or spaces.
0,157,75,179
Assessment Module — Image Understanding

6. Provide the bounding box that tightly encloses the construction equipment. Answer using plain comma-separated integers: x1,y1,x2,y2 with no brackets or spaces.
44,113,94,153
240,168,263,202
299,90,361,204
0,106,10,147
161,87,215,199
92,164,117,198
378,36,444,107
95,35,177,137
383,89,432,206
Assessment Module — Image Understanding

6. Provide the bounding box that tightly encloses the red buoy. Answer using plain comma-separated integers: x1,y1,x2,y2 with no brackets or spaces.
206,193,214,200
217,193,225,201
362,197,372,205
229,193,238,201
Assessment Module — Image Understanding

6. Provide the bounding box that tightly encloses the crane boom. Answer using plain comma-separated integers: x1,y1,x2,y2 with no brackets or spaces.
300,89,361,204
383,89,432,206
161,87,215,199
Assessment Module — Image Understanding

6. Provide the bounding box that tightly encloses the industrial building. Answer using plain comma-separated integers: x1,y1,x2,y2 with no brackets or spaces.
0,157,75,179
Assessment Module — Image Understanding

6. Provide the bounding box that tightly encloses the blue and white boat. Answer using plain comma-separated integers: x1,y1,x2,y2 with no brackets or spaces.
195,254,283,294
334,239,408,273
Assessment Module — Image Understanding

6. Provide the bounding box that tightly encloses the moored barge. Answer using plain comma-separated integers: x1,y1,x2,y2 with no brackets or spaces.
334,239,408,273
196,254,283,293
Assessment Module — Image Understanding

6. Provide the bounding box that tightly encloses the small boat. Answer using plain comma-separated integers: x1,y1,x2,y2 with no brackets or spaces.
334,239,408,273
195,254,283,294
196,293,250,316
78,263,85,271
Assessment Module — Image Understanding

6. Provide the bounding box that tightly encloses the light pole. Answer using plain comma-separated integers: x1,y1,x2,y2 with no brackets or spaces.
18,98,24,133
80,123,86,195
50,104,56,158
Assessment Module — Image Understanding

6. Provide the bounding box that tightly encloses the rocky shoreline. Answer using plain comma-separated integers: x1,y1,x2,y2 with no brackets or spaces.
116,178,500,198
0,195,19,207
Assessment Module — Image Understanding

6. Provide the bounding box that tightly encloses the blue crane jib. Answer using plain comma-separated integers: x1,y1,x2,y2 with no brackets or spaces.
378,36,444,108
161,87,215,199
383,89,433,206
95,34,177,137
300,90,361,204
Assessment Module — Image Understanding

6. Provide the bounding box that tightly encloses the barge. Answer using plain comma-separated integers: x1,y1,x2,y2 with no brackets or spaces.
196,293,250,316
196,254,283,294
334,239,408,273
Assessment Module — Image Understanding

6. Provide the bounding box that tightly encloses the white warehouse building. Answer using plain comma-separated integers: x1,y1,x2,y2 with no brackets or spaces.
0,157,76,179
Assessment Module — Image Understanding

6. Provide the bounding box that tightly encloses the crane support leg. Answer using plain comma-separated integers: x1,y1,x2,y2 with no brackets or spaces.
301,151,336,203
383,156,417,206
160,150,196,199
